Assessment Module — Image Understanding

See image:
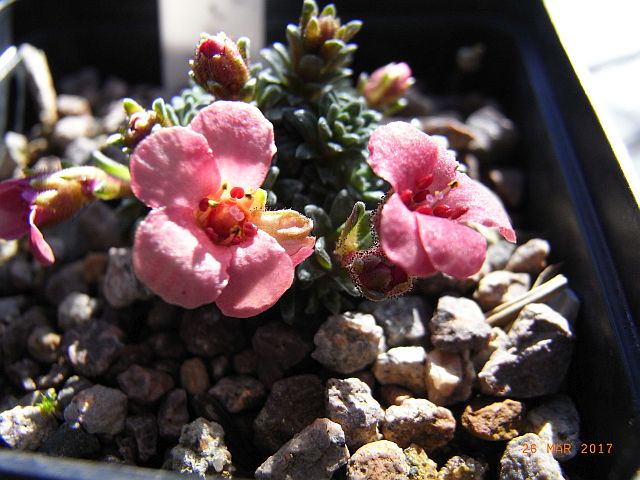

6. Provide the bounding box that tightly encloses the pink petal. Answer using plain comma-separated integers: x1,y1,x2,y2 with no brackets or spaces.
130,127,220,209
0,179,31,239
215,229,294,318
368,122,458,193
287,237,315,267
28,209,55,265
379,194,436,277
445,174,516,242
133,206,231,309
416,214,487,278
190,101,275,191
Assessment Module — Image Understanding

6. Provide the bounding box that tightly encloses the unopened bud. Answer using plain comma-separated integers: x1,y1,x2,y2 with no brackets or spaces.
360,62,414,109
190,33,251,100
123,110,158,149
343,247,413,301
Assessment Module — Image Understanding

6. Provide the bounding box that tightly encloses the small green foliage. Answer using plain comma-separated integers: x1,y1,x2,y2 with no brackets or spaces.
35,390,58,416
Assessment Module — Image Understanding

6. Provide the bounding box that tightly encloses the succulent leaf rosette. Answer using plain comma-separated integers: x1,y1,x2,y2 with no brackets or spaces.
0,0,515,318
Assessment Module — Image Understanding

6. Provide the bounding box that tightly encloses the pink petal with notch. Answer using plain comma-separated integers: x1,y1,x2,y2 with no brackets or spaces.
416,213,487,278
379,194,436,277
131,127,220,209
215,229,293,318
133,206,231,308
191,101,276,191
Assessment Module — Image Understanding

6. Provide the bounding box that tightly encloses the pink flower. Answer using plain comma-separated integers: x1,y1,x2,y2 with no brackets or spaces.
368,122,515,278
130,101,315,317
0,166,127,265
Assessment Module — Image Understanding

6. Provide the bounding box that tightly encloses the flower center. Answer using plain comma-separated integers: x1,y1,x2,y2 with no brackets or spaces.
195,183,259,245
398,174,468,220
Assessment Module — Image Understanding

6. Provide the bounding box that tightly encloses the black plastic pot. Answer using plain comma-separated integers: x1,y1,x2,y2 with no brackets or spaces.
2,1,639,479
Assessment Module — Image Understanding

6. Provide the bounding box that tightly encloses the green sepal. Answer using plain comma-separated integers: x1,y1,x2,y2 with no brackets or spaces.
335,201,374,258
91,150,131,182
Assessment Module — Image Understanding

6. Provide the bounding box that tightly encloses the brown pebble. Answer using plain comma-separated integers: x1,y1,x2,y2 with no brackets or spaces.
347,440,410,480
180,357,210,395
461,397,525,441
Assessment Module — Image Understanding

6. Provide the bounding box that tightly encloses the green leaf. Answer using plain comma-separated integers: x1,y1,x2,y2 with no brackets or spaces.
336,20,362,42
321,289,342,314
91,150,131,181
297,257,327,283
319,3,336,17
298,54,324,80
317,117,333,141
284,108,318,142
262,166,280,190
329,189,354,226
314,236,332,270
304,205,333,237
300,0,319,30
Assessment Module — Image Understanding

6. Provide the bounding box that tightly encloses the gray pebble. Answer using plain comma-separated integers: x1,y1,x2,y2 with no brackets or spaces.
3,305,47,365
148,332,187,359
5,358,41,391
180,357,210,395
430,296,490,352
57,375,93,409
255,418,348,480
252,321,312,377
157,389,189,439
63,384,127,436
254,374,325,454
326,377,383,450
232,349,258,375
39,421,100,458
488,168,524,208
347,440,410,480
27,325,61,363
506,239,550,276
439,455,489,479
170,417,234,477
500,433,564,479
372,346,427,395
360,296,429,347
479,304,573,398
117,364,175,404
51,115,98,149
56,94,92,117
125,414,158,462
425,348,475,406
103,248,150,308
526,395,580,461
209,375,266,413
180,306,244,356
57,292,100,331
36,362,71,390
486,240,517,271
472,326,512,371
312,312,386,374
45,261,89,304
64,320,124,378
77,203,124,253
0,404,57,450
473,270,530,311
146,299,179,330
382,398,456,452
63,136,99,166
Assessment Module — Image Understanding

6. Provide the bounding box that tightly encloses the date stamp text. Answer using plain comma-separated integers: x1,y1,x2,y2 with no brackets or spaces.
521,443,613,456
